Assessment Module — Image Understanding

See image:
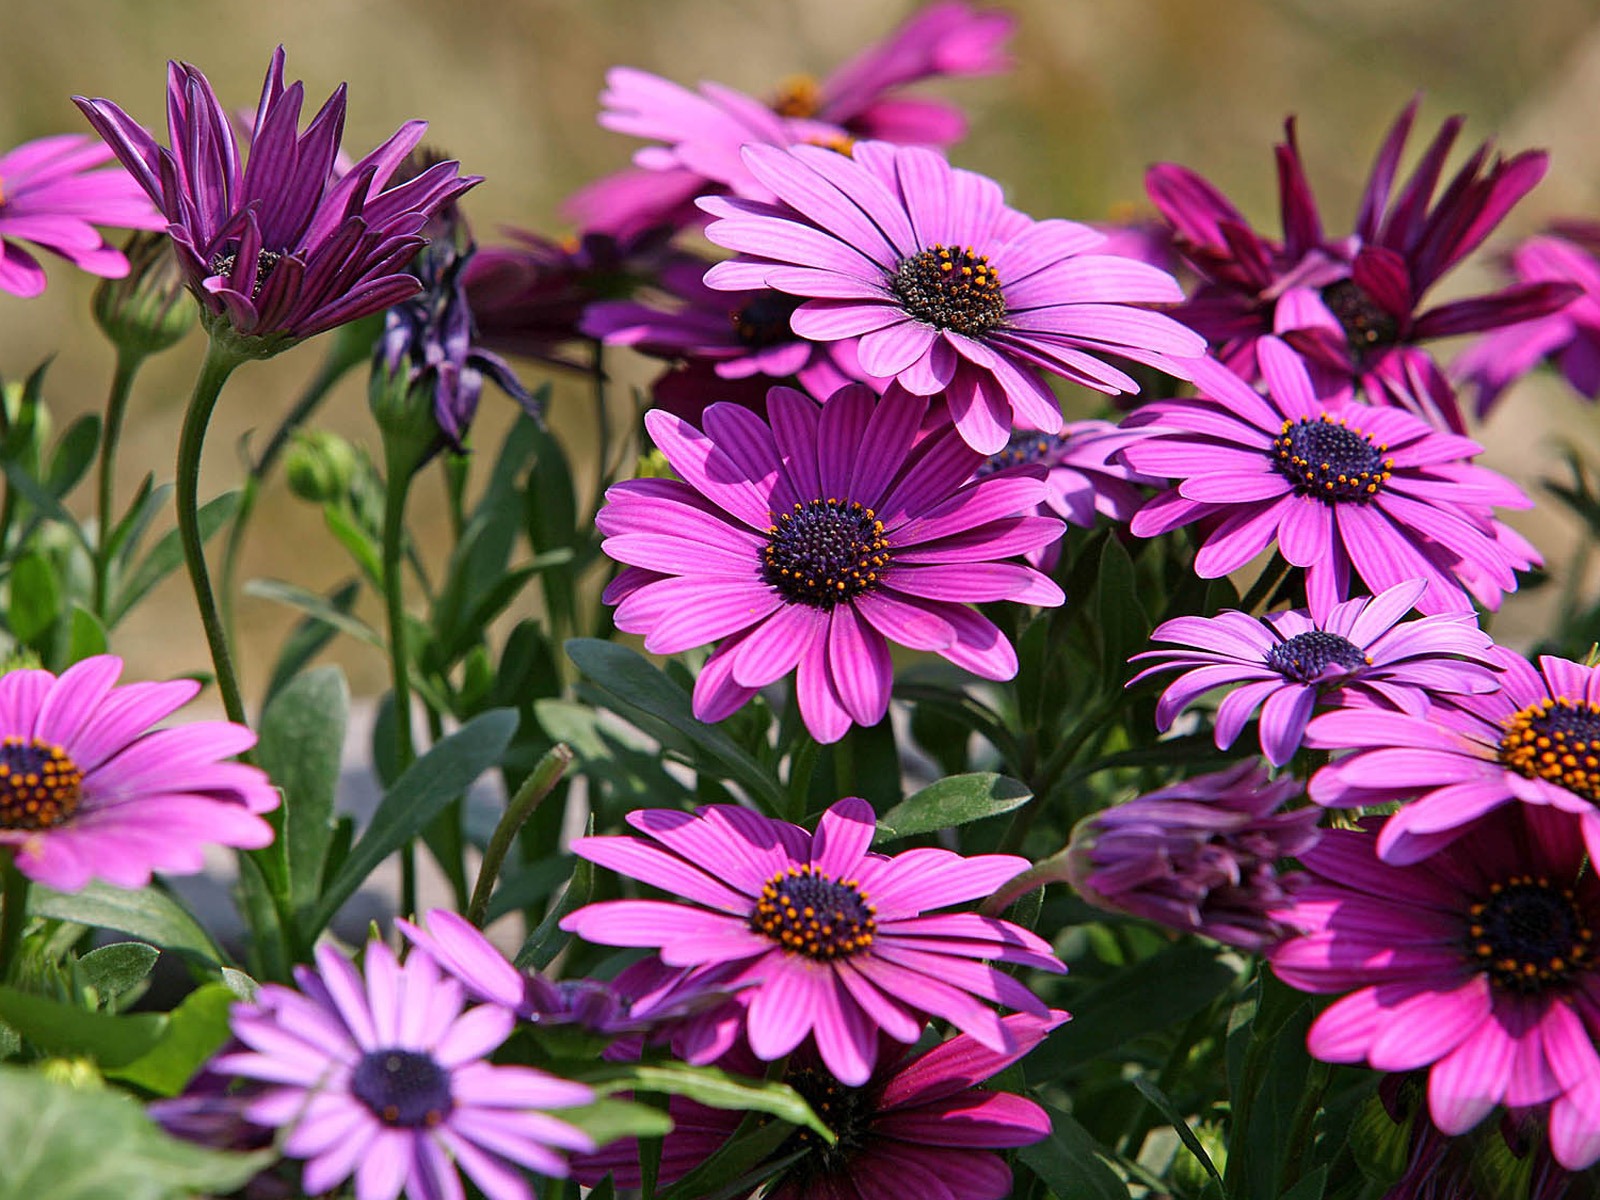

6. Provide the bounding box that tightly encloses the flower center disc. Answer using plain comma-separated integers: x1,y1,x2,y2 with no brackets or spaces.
978,430,1067,478
1468,876,1593,992
1499,698,1600,803
1264,630,1371,683
207,247,283,300
750,865,877,960
1271,416,1392,503
890,244,1007,336
731,292,800,348
770,74,822,119
777,1063,872,1176
1320,279,1401,358
350,1049,453,1127
762,499,891,609
0,737,83,831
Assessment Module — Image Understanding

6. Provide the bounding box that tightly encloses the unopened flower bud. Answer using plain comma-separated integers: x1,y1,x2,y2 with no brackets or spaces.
92,232,196,359
284,430,360,504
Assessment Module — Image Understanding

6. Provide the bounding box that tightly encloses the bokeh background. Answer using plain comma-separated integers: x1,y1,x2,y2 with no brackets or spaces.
3,0,1600,697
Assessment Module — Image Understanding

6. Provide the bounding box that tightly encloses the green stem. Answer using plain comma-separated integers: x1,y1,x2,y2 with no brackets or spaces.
177,338,249,728
0,852,29,983
1240,549,1292,615
381,451,419,917
1278,1057,1333,1193
467,744,573,928
94,350,144,619
219,343,364,645
588,340,612,522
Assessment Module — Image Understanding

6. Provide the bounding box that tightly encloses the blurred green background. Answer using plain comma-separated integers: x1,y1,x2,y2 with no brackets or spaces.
2,0,1599,696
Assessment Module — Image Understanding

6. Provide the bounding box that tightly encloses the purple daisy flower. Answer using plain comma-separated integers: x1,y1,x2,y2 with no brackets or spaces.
581,257,885,412
561,797,1062,1086
976,419,1161,569
698,141,1206,454
574,1009,1065,1199
769,1,1016,145
1269,804,1600,1168
1122,336,1538,616
601,384,1064,742
1455,225,1600,417
74,48,479,354
1127,578,1500,766
0,656,275,892
1066,761,1321,951
216,940,595,1200
398,908,743,1062
1146,99,1573,432
1307,648,1600,866
0,133,164,297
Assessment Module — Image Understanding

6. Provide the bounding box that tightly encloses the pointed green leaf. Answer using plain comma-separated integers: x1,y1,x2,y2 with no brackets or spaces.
30,882,222,964
256,666,349,911
874,773,1031,843
111,491,240,625
105,982,236,1097
0,986,165,1067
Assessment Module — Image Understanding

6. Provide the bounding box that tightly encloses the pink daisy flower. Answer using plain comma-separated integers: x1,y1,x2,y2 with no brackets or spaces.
0,656,275,892
1270,804,1600,1169
0,133,163,297
699,141,1207,454
1308,649,1600,866
601,384,1064,743
561,797,1063,1086
1122,337,1538,616
217,940,594,1200
1128,578,1500,765
574,1010,1065,1199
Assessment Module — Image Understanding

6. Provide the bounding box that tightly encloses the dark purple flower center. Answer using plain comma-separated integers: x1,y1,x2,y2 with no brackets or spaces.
750,865,877,960
1264,630,1371,683
977,430,1068,478
1468,875,1593,992
890,244,1007,336
350,1049,453,1127
1271,416,1392,503
207,247,283,300
1320,279,1402,360
730,292,801,349
1499,698,1600,804
773,1064,873,1181
0,737,82,831
762,499,891,609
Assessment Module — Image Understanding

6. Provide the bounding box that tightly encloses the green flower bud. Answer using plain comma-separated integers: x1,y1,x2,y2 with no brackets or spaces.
0,647,43,676
285,430,361,505
38,1058,103,1090
1169,1119,1228,1196
92,233,196,359
368,361,440,479
633,448,673,480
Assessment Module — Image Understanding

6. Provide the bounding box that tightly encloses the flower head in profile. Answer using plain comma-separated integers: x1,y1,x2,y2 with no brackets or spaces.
600,384,1064,743
0,656,275,892
701,142,1205,453
976,420,1160,568
1455,224,1600,417
74,48,479,356
1067,761,1321,950
1308,648,1600,865
1147,99,1572,432
216,940,594,1200
1128,579,1500,765
1123,338,1538,616
562,797,1062,1086
0,133,164,297
1270,804,1600,1170
575,1010,1065,1199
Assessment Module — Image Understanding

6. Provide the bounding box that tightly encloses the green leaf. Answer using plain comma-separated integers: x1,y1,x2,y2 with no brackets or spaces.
0,986,165,1067
8,552,61,649
64,605,108,664
1017,1104,1131,1200
874,773,1031,843
45,415,101,498
322,504,383,586
0,461,91,555
0,1065,269,1200
1132,1075,1226,1195
30,883,222,964
77,943,159,1006
305,709,518,937
587,1062,833,1142
111,491,240,625
1093,535,1149,678
656,1118,797,1200
105,476,167,569
566,639,784,811
244,577,383,649
256,666,349,911
515,849,591,972
526,419,579,634
1281,1165,1329,1200
557,1098,674,1147
105,983,236,1097
262,578,362,706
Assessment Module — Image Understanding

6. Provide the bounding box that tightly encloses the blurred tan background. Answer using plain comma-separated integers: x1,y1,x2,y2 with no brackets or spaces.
3,0,1600,700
